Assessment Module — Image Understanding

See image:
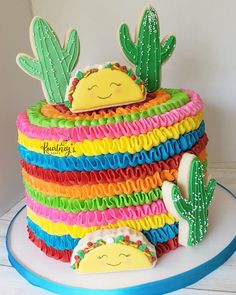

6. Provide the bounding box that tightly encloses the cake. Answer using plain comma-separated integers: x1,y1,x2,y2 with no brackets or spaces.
16,6,216,274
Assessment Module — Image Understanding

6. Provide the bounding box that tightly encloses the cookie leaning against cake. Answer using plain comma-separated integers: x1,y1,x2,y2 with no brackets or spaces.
16,6,216,274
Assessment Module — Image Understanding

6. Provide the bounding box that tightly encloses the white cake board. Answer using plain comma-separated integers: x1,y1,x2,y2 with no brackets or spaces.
6,183,236,295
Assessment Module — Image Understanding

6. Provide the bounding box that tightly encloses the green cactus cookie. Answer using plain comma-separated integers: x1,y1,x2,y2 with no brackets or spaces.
119,6,176,93
16,17,80,104
162,153,216,247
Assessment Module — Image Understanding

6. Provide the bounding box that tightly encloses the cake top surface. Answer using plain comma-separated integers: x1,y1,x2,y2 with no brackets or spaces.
22,88,191,128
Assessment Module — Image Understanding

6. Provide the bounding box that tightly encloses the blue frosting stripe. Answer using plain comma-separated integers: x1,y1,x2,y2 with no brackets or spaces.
19,121,205,172
27,217,79,250
27,216,179,250
143,223,179,245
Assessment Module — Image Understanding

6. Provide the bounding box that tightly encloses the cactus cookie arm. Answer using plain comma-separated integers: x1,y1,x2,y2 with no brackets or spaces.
162,182,192,220
161,35,176,64
206,178,217,207
119,24,137,64
63,29,80,72
16,54,42,80
171,186,193,219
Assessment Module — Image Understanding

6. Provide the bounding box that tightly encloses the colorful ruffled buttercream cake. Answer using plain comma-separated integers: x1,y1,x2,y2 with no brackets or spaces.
17,87,207,262
16,6,216,273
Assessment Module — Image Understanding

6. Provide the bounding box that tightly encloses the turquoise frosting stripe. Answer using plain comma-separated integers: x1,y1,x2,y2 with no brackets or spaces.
143,224,178,245
19,121,205,172
27,217,79,250
27,217,179,250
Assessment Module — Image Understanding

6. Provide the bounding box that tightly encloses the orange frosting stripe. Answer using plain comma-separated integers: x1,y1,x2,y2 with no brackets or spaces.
22,168,177,199
41,90,170,120
198,149,208,161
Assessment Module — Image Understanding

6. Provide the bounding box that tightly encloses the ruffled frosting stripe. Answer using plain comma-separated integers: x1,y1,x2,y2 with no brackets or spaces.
27,216,178,250
27,217,79,250
22,168,177,199
18,122,205,172
18,113,203,157
143,224,179,245
27,227,72,263
26,89,189,128
24,157,207,213
20,158,179,185
17,90,203,142
27,226,179,263
26,193,168,227
155,236,179,258
20,133,208,185
27,207,176,238
24,180,162,212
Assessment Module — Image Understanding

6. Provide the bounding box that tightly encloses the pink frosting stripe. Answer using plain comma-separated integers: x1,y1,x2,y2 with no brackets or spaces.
26,193,167,227
17,89,204,142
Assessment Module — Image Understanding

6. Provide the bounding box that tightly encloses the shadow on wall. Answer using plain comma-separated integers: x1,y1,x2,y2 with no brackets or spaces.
204,102,232,164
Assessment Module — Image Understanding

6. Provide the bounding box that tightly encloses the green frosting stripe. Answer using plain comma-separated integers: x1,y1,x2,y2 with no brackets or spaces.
24,180,162,213
27,89,189,128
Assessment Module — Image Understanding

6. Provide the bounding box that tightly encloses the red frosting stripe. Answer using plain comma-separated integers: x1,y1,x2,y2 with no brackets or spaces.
20,134,208,186
27,227,72,262
155,236,179,257
28,226,179,263
191,134,208,156
20,158,179,185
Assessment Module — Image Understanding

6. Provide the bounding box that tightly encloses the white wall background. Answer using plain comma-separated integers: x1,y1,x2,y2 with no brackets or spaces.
0,0,41,215
0,0,235,215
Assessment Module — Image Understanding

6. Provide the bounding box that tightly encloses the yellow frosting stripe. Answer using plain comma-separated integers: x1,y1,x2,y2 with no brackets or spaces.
18,112,203,157
27,207,176,239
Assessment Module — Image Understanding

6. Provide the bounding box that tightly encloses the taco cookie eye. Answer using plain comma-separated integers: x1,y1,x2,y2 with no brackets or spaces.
119,253,131,257
97,254,108,259
110,82,122,87
88,84,98,91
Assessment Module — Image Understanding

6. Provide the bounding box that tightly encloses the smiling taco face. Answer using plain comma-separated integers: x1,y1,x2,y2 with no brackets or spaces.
65,63,146,113
71,227,157,274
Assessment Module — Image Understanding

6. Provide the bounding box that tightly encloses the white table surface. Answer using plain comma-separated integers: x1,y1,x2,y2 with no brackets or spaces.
1,165,236,295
